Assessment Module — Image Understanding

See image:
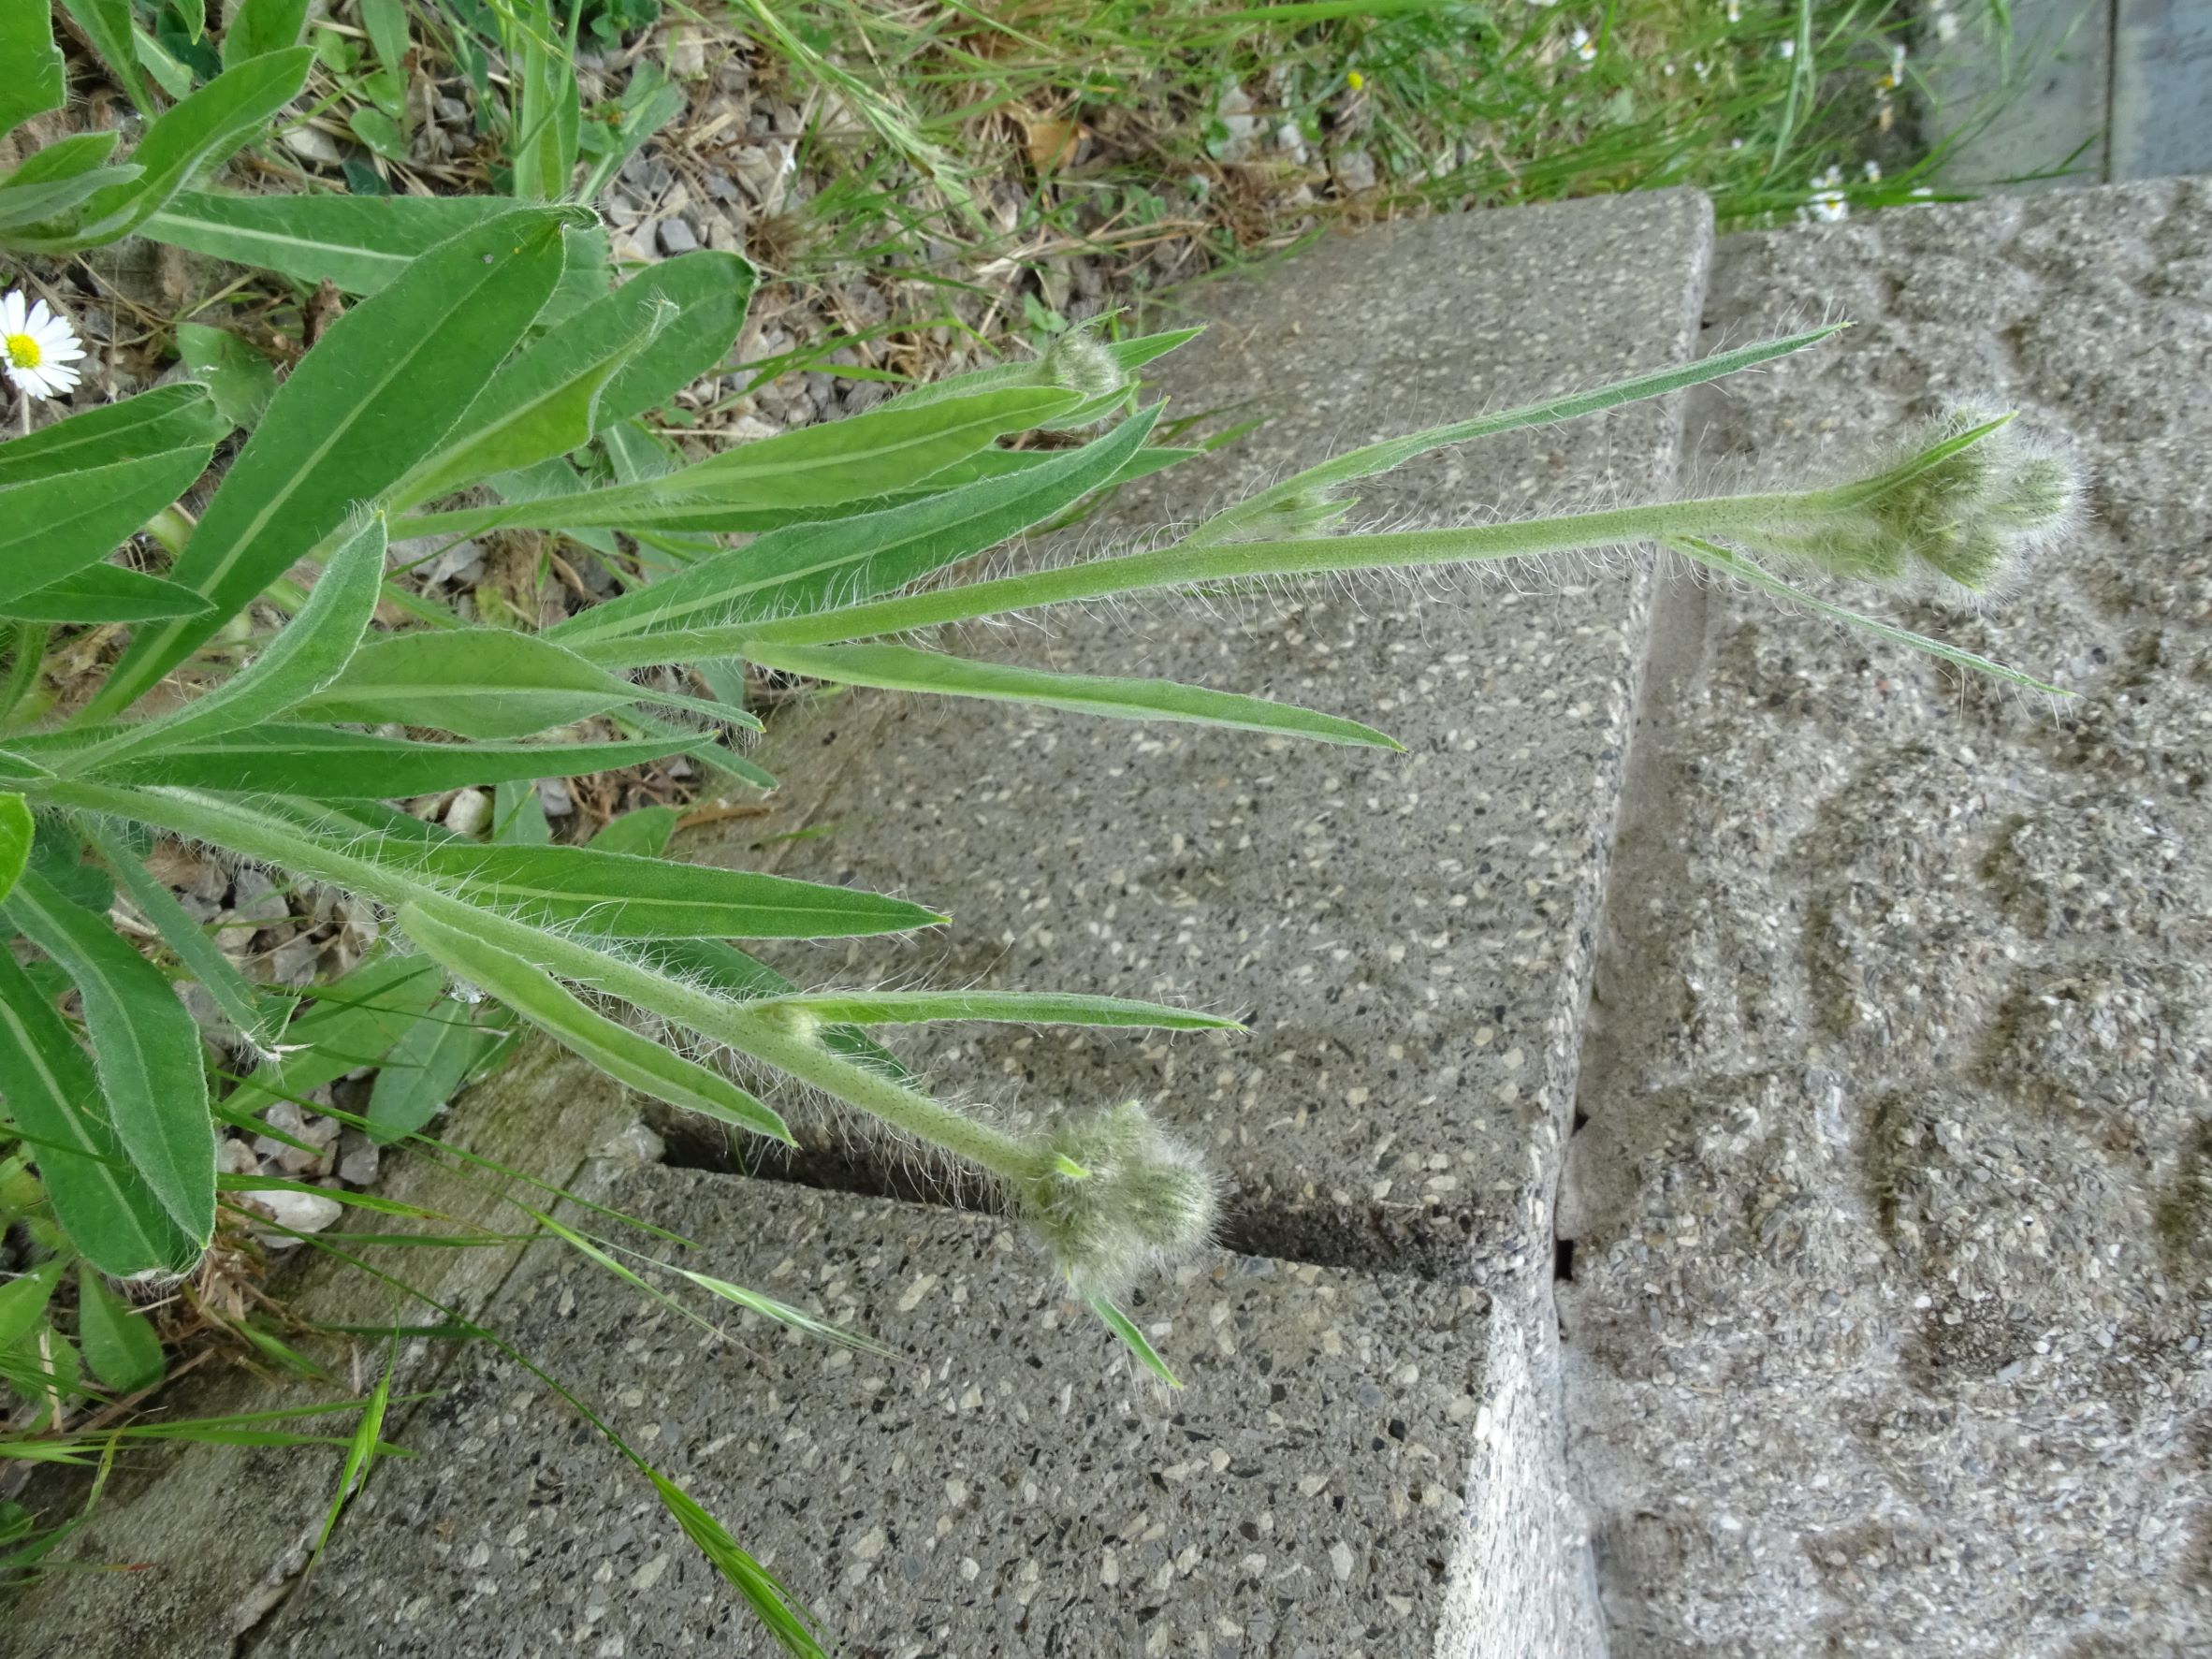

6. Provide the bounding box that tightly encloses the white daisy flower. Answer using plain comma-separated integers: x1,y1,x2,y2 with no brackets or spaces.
1571,25,1597,62
2,290,86,401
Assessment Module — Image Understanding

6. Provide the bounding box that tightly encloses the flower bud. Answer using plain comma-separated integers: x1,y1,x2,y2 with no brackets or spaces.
1019,1101,1217,1299
1041,325,1128,405
1777,407,2082,597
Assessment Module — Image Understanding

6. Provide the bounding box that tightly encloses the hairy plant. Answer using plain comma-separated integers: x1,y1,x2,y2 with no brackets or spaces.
0,206,2076,1648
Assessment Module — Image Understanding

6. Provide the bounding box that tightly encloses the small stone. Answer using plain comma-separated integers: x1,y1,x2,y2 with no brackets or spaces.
1332,148,1377,194
215,1137,260,1175
445,789,493,837
666,21,706,77
281,125,344,166
336,1130,381,1186
654,217,700,256
251,1187,343,1242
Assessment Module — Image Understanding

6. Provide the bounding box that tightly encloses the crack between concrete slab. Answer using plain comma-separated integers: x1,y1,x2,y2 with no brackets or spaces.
224,1140,611,1659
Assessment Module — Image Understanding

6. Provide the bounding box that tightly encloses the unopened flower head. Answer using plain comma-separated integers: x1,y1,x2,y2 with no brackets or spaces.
1757,406,2082,597
1041,320,1128,407
1019,1100,1217,1299
1,290,84,401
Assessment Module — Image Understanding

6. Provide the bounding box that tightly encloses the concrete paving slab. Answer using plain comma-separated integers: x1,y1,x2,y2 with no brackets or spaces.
6,1046,641,1659
260,1165,1595,1659
1558,180,2212,1656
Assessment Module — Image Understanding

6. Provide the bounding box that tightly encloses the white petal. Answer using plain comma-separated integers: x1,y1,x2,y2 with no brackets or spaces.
26,298,51,331
0,291,23,334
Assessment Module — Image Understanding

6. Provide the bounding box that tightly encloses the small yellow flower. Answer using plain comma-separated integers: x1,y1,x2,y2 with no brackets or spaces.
2,290,85,401
1346,69,1365,91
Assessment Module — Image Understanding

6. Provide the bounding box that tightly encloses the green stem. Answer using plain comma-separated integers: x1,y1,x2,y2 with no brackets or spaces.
26,779,1047,1188
599,488,1836,664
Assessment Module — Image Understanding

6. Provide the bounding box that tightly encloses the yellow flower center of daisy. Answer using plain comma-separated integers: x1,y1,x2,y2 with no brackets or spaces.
4,332,41,371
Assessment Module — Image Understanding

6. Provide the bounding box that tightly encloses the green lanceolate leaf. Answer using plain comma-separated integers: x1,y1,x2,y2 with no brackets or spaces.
287,627,753,739
4,869,214,1254
17,50,315,255
175,321,279,429
394,386,1084,541
5,0,68,140
364,999,501,1144
0,447,218,608
53,0,150,113
96,728,696,796
1183,325,1850,546
72,512,387,776
76,1271,166,1393
397,250,753,509
221,0,310,68
752,989,1240,1031
0,564,212,623
0,165,142,234
740,640,1401,749
94,209,578,715
0,385,228,490
0,1259,63,1351
149,190,522,292
386,840,945,939
397,900,791,1141
552,404,1162,650
393,304,665,509
80,819,293,1054
587,805,680,858
641,938,910,1084
1665,536,2067,695
224,952,446,1116
0,793,30,900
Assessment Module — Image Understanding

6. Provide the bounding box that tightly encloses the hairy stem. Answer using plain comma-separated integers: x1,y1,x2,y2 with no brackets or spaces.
593,488,1838,665
28,779,1047,1186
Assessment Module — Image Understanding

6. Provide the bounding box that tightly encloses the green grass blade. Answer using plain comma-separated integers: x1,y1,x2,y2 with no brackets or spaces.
308,1345,395,1569
1089,1295,1180,1388
1666,537,2068,694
